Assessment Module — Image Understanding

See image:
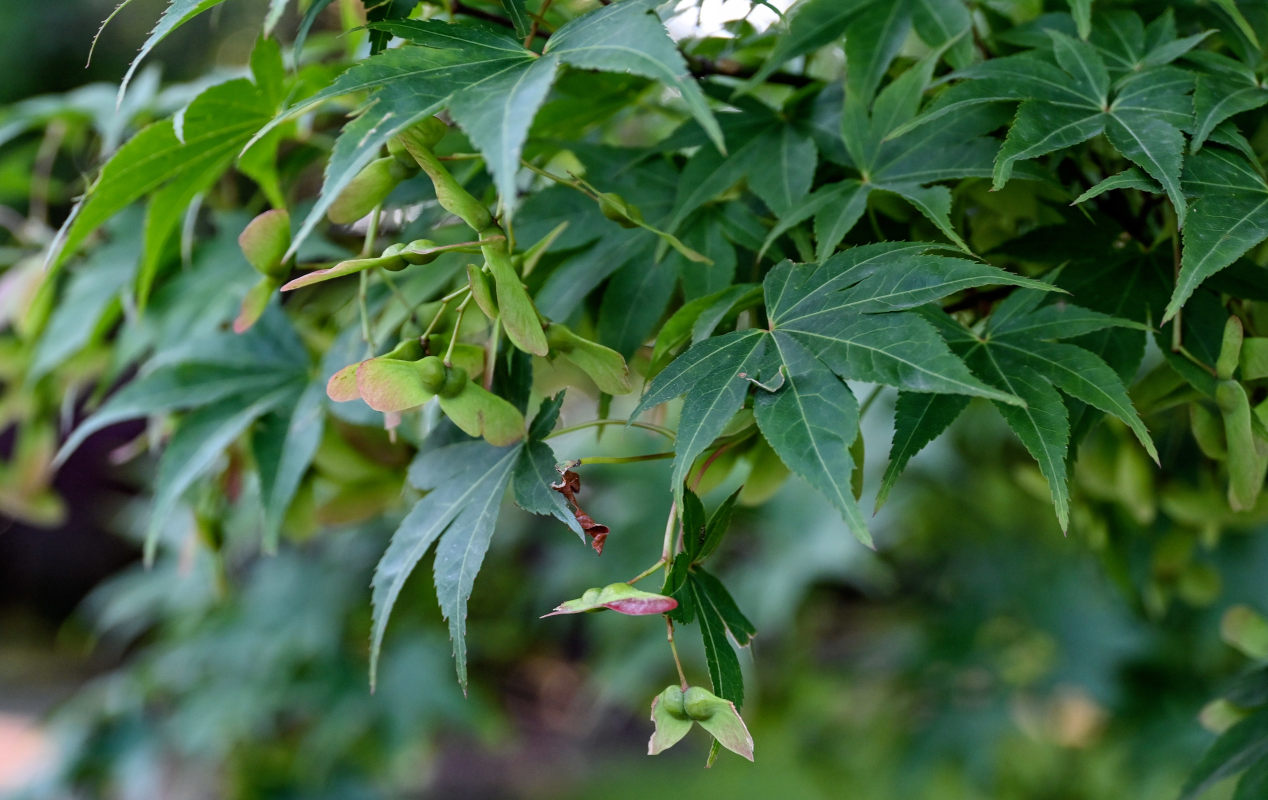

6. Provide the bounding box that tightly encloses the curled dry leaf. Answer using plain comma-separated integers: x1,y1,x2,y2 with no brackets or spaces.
551,467,610,553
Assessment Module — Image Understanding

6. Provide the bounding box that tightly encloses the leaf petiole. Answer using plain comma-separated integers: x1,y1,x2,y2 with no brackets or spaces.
628,558,667,586
547,419,677,441
574,452,674,466
666,617,689,690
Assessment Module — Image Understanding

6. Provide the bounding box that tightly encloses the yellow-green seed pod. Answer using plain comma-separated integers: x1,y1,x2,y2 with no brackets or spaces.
233,276,281,333
439,365,468,399
356,357,434,412
380,242,409,271
386,137,420,171
467,264,498,319
683,687,718,721
1217,379,1268,511
545,322,576,354
599,192,644,228
327,157,403,225
483,244,549,356
409,116,448,150
1217,317,1244,381
660,685,689,720
545,323,632,394
437,379,525,446
402,239,441,265
384,337,424,362
238,209,291,279
416,356,447,394
1190,403,1227,460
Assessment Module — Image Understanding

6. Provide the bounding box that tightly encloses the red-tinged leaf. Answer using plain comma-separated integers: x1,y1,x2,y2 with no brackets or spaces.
326,363,361,402
355,358,435,412
238,209,291,278
280,255,398,291
542,582,677,617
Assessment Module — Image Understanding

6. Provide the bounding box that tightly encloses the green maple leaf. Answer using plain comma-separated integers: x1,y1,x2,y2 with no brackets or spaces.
55,307,314,562
763,55,1003,259
1167,147,1268,321
887,293,1156,531
369,394,578,690
897,28,1194,228
1088,9,1213,79
739,0,972,94
689,569,754,707
44,70,280,303
264,0,721,253
1187,51,1268,155
635,243,1051,542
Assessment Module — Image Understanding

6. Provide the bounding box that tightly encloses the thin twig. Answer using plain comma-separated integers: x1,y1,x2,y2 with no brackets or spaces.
666,618,689,690
444,293,472,365
524,0,553,48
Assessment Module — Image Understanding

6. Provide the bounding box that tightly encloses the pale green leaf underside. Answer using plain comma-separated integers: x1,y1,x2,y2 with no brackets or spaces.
370,442,518,689
145,385,297,562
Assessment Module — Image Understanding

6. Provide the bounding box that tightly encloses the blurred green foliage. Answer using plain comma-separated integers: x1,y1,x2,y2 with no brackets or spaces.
5,1,1268,798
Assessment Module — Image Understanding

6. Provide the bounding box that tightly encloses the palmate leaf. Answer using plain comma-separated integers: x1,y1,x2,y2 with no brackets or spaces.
897,30,1193,228
761,57,1003,260
45,76,276,290
754,333,871,547
895,295,1155,531
1072,167,1160,204
1068,0,1093,39
370,399,577,690
500,0,532,38
55,365,298,465
664,111,795,234
1087,9,1211,78
765,245,1051,400
876,391,969,510
637,243,1050,528
145,384,298,562
543,0,722,154
274,1,721,248
55,303,309,464
1188,52,1268,154
738,0,970,94
746,124,818,217
371,441,519,691
103,0,230,102
271,21,533,253
632,329,778,504
1168,147,1268,321
448,53,560,221
252,380,325,554
739,0,871,89
844,0,912,102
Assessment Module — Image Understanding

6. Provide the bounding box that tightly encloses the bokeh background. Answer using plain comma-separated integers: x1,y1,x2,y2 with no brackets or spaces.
1,1,1264,798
